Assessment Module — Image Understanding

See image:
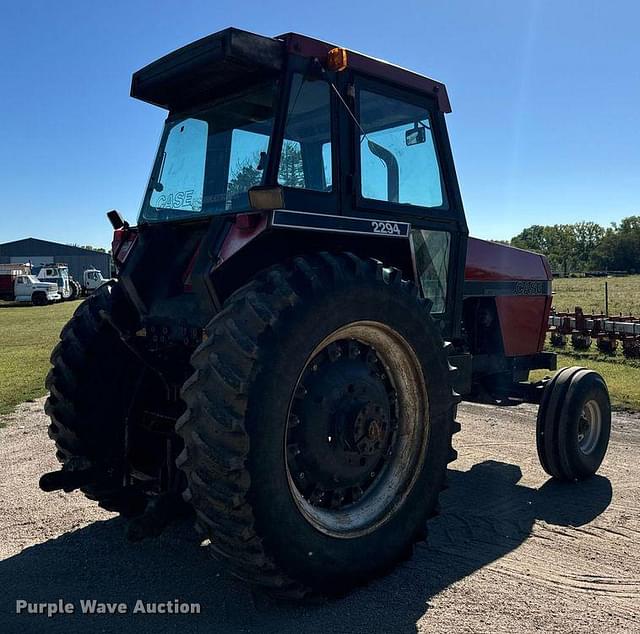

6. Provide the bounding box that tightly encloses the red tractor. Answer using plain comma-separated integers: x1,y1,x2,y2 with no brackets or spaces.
40,29,611,597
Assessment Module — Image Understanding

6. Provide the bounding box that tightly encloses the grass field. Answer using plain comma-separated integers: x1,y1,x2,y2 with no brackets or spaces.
0,301,79,418
533,349,640,411
551,274,640,315
545,275,640,409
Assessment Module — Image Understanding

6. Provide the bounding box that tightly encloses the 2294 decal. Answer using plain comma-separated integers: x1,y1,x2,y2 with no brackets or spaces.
371,221,402,235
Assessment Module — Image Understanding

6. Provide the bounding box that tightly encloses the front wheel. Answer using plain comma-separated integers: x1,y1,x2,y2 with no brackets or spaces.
32,292,47,306
176,253,460,597
536,367,611,481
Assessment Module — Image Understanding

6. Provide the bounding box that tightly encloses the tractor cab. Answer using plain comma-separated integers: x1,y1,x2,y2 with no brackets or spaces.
124,28,467,341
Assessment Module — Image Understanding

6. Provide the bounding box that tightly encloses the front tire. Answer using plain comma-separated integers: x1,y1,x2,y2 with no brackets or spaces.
536,366,611,481
32,292,47,306
176,253,459,597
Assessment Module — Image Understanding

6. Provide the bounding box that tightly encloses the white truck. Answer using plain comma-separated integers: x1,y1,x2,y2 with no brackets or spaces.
36,264,77,300
2,273,62,306
0,264,61,305
82,268,112,295
16,275,61,305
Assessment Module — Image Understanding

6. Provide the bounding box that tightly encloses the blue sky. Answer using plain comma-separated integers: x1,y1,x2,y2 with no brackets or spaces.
0,0,638,248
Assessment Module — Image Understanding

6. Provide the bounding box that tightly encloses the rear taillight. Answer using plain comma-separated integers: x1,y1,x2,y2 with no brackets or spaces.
112,228,137,266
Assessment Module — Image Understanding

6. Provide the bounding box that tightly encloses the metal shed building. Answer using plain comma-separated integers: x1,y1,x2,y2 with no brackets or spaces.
0,238,112,284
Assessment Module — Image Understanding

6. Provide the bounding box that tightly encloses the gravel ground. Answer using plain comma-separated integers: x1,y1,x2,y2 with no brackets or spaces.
0,398,638,633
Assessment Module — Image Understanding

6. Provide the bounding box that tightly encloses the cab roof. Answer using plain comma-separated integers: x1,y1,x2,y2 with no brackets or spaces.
131,28,451,113
278,32,450,112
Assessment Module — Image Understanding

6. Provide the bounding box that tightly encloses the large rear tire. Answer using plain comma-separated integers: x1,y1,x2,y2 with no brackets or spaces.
176,253,460,597
44,284,146,514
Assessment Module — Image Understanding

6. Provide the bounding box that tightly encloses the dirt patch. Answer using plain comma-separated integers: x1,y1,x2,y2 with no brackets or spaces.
1,398,638,633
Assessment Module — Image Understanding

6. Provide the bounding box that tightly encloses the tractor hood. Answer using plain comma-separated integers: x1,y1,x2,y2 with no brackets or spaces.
464,237,552,284
130,28,284,110
463,237,553,356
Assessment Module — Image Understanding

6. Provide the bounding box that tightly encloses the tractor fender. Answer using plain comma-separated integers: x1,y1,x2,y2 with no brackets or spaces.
209,210,418,303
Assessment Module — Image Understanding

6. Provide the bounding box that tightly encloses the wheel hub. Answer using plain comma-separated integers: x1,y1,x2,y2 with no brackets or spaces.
577,399,602,455
287,339,397,508
284,321,429,538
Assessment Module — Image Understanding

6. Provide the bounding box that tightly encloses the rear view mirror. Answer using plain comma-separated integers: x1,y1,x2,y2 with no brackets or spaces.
405,124,426,146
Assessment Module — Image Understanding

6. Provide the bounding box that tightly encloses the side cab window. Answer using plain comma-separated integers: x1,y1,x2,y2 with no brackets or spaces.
411,229,451,313
357,86,445,209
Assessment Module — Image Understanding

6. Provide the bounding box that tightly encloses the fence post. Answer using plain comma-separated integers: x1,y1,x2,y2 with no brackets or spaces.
605,281,609,316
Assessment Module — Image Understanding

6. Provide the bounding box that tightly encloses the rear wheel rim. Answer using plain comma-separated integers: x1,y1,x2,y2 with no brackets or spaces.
577,399,602,455
285,321,429,538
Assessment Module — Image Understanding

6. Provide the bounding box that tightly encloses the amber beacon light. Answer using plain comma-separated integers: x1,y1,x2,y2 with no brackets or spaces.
326,47,348,71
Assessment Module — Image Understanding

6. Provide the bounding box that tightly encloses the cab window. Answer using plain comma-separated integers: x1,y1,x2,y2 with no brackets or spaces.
411,230,451,313
278,74,332,192
150,118,207,213
358,89,443,208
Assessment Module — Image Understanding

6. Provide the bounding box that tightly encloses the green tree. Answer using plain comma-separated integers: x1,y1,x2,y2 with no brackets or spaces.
69,243,107,253
227,162,263,201
510,225,547,253
511,224,579,274
573,221,605,268
510,217,640,274
226,143,305,203
277,141,305,188
592,216,640,272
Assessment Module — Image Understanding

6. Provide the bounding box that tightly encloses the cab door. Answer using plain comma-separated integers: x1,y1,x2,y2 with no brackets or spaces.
340,74,468,340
